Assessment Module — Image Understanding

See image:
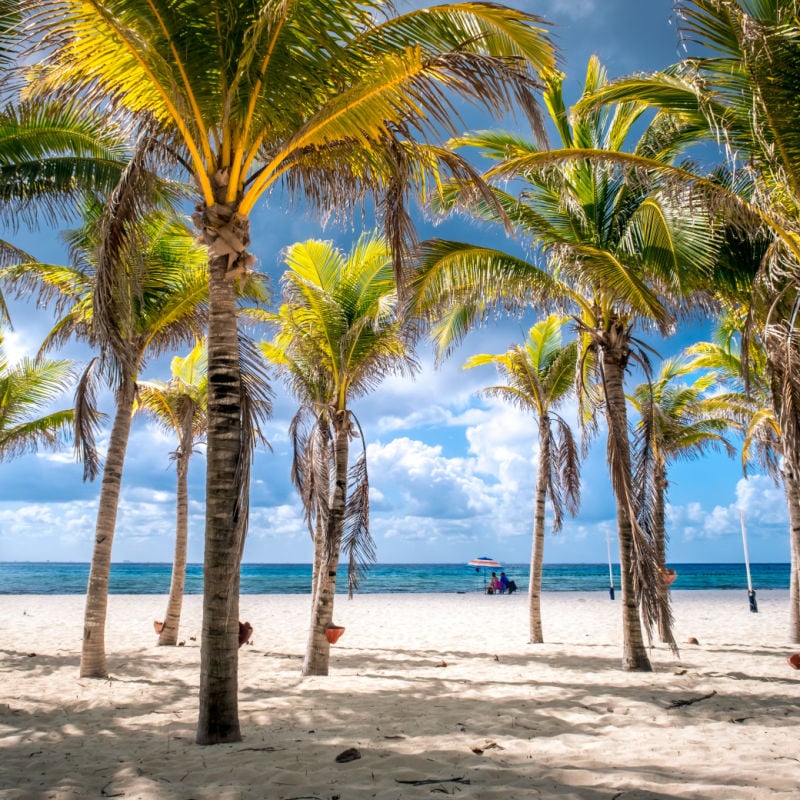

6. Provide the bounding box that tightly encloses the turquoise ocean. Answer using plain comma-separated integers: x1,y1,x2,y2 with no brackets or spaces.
0,562,790,594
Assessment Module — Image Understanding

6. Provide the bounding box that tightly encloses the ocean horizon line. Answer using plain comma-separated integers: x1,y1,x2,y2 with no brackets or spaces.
0,561,790,594
0,559,790,566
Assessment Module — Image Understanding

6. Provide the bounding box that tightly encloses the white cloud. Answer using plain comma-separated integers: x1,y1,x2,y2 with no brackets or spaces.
667,475,788,542
248,503,308,542
1,329,32,365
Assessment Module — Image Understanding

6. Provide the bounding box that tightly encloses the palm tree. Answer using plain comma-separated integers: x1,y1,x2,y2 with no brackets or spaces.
22,0,556,743
630,356,736,640
464,315,580,644
412,58,716,669
577,0,800,536
687,326,800,641
0,331,74,460
136,341,208,647
260,233,416,676
1,196,212,678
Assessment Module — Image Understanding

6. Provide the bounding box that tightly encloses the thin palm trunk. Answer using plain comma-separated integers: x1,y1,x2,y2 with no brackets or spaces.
80,378,136,678
159,451,190,646
528,423,550,643
303,540,342,676
309,511,326,615
303,415,349,677
783,468,800,643
602,351,652,672
197,256,243,745
652,462,672,643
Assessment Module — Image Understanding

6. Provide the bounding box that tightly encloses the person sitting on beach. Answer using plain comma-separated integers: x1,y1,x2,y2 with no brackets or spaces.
500,572,509,594
489,572,502,594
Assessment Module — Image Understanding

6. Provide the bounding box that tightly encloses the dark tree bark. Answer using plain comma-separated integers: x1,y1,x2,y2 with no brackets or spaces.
197,249,243,744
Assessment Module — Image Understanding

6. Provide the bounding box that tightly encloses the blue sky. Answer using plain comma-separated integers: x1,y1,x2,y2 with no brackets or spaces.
0,0,791,566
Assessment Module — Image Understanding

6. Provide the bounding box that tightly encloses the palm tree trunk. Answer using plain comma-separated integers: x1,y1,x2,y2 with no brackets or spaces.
782,467,800,643
653,462,672,643
309,514,324,610
601,351,652,672
159,452,190,646
80,378,136,678
528,423,549,643
197,254,243,745
303,413,349,676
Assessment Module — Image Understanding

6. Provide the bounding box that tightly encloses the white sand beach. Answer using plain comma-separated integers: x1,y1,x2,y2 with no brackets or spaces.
1,590,798,799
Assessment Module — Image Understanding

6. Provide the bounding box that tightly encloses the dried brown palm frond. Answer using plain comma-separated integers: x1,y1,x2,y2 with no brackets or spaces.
72,357,105,481
235,332,273,562
342,427,376,597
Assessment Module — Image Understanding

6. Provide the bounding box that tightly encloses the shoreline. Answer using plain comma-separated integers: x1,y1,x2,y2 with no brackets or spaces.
2,591,798,799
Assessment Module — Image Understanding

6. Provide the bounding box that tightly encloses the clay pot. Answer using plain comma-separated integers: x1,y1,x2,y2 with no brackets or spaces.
153,620,164,634
325,624,346,644
661,569,678,586
238,621,253,648
787,653,800,670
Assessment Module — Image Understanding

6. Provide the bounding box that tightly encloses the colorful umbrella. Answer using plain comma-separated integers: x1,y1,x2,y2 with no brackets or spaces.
468,556,501,590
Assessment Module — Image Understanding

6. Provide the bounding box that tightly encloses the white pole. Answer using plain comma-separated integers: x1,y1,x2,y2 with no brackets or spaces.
606,530,615,599
740,511,754,593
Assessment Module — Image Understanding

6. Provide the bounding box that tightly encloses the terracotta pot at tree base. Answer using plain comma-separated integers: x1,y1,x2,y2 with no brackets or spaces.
788,653,800,670
325,623,345,644
238,621,253,647
660,569,677,586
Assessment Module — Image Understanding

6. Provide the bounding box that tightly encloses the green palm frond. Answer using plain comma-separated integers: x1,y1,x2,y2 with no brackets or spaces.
412,240,575,359
0,344,76,461
0,99,129,228
137,339,209,446
26,0,554,220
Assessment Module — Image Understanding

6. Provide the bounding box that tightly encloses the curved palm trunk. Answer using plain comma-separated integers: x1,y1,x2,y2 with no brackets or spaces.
159,451,190,646
303,414,349,677
80,378,136,678
601,350,652,672
652,462,673,643
782,468,800,642
528,423,550,643
197,255,243,745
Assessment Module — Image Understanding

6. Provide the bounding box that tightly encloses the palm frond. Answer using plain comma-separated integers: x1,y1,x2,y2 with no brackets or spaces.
342,434,376,598
73,357,104,481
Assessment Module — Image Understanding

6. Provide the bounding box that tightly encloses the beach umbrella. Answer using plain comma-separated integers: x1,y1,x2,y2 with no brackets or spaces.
468,556,501,590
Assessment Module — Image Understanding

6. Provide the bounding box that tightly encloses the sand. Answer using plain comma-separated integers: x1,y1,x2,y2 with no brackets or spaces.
1,589,798,800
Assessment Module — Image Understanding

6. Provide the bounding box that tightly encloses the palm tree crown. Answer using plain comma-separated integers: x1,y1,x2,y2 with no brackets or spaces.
465,314,580,642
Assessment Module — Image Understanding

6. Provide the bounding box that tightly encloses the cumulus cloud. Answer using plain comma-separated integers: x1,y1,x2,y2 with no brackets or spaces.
0,493,205,561
667,475,788,542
